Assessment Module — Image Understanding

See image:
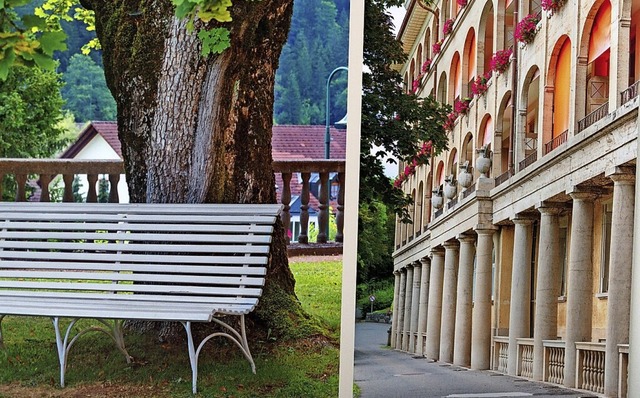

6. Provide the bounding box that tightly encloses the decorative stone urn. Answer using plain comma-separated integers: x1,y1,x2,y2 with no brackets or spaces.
475,145,492,178
443,176,457,199
458,162,473,188
431,190,444,209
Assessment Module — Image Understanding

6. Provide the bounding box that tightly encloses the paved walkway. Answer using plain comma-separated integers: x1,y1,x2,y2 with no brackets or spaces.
354,322,594,398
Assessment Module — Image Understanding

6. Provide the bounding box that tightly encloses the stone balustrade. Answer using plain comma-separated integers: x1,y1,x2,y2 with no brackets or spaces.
0,158,345,253
493,336,509,373
576,342,606,394
517,338,534,378
542,340,565,385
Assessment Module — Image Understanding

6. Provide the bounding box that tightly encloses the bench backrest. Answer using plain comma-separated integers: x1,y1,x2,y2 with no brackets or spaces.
0,203,282,307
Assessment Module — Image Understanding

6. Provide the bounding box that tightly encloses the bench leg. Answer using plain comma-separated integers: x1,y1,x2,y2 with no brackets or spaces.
181,316,257,394
52,317,75,387
96,319,132,363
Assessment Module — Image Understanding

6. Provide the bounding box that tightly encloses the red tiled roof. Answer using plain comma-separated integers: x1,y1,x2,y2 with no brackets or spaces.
272,125,346,160
62,122,346,161
60,121,121,158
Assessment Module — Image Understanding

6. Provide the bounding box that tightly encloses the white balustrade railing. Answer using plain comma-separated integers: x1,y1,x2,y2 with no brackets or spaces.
543,340,565,385
576,342,605,394
517,338,534,378
493,336,509,373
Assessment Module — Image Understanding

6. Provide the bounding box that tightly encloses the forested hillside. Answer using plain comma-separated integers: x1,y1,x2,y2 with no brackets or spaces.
14,0,349,125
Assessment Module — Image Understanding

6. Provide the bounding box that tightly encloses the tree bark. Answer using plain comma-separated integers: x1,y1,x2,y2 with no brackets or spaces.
83,0,312,340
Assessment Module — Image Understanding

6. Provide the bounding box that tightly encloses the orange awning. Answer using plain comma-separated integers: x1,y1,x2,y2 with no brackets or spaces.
588,0,611,63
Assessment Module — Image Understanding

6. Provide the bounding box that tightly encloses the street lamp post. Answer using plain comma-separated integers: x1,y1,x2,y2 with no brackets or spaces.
325,66,348,159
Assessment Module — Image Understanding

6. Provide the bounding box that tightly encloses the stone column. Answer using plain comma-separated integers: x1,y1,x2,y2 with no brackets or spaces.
416,257,431,356
426,248,445,360
532,204,563,381
507,217,534,376
564,191,597,388
471,229,495,369
391,270,401,349
409,261,422,353
454,234,476,367
604,169,635,397
402,264,414,351
440,241,460,363
395,269,407,349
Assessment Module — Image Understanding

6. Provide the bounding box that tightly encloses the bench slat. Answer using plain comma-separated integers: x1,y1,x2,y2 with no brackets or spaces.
0,261,267,275
0,251,268,265
0,203,283,215
0,240,270,254
0,221,274,234
0,231,273,244
0,280,263,296
0,213,277,224
0,271,266,286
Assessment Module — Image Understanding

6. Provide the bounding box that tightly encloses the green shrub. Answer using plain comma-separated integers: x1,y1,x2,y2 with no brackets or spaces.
356,278,394,318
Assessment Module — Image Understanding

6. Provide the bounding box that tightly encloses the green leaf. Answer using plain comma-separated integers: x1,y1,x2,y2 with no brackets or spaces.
0,48,16,81
22,15,48,30
31,51,55,70
198,28,230,56
39,31,67,55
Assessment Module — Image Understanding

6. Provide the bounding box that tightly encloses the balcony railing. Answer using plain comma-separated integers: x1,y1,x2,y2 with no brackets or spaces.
519,152,537,172
434,208,444,219
517,338,534,378
576,342,605,394
0,158,345,254
494,170,513,187
543,130,568,155
577,102,609,133
543,341,565,385
621,80,640,105
447,197,458,210
462,184,475,198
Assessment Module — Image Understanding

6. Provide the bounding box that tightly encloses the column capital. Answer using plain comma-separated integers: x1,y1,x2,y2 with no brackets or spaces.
457,233,476,243
405,262,415,270
420,257,431,266
511,215,536,225
394,270,401,276
535,201,567,215
430,246,445,258
443,240,460,250
568,187,601,201
474,224,498,235
413,260,422,268
605,165,635,180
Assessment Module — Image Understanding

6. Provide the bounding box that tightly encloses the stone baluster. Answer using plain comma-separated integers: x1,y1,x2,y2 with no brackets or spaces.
15,174,27,202
281,172,292,243
86,174,98,203
39,174,51,202
62,174,74,202
604,168,635,397
336,171,345,243
317,172,330,243
108,174,120,203
299,172,311,244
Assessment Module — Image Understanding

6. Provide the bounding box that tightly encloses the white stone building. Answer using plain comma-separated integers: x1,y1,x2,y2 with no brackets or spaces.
391,0,640,396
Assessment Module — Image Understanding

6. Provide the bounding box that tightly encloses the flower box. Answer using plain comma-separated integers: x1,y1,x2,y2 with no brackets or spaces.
514,14,541,44
490,48,513,74
443,19,455,36
541,0,566,12
471,72,492,96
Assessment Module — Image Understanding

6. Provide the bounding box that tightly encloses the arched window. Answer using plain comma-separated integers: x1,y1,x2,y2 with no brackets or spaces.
437,72,448,103
450,52,462,102
586,0,611,113
479,2,494,74
464,29,477,95
497,92,513,174
553,38,571,138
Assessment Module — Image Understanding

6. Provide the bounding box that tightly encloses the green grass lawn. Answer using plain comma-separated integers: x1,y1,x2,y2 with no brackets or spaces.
0,257,342,397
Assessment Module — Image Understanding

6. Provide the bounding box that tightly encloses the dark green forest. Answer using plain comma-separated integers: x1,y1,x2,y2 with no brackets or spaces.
14,0,349,125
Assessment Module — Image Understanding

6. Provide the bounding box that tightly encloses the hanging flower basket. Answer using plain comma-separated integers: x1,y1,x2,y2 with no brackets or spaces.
471,71,492,96
454,97,471,115
514,14,541,44
457,0,468,7
443,19,455,36
421,58,432,74
490,48,513,74
432,40,443,55
443,112,457,131
412,78,421,93
541,0,566,12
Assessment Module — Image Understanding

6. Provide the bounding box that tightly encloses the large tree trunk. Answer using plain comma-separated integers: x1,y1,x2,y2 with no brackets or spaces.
82,0,315,340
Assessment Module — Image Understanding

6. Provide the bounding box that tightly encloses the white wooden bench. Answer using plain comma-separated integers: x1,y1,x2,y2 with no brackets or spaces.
0,202,283,393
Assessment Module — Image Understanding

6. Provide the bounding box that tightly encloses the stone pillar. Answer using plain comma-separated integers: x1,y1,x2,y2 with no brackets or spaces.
409,261,422,353
395,269,407,349
604,169,635,397
629,119,640,397
402,264,414,351
454,234,476,367
608,5,631,110
471,229,495,369
532,204,563,381
564,191,597,388
426,248,445,360
507,217,534,376
391,270,401,349
416,257,431,356
440,241,460,363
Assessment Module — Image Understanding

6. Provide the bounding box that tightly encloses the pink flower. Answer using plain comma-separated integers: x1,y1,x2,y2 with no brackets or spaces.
470,71,491,96
432,40,442,55
412,78,421,93
490,48,513,74
542,0,566,11
421,58,432,74
514,14,540,44
443,19,455,36
457,0,468,6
